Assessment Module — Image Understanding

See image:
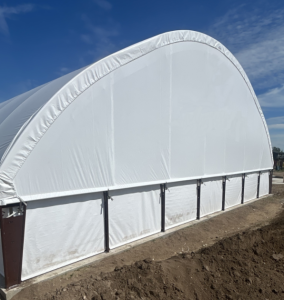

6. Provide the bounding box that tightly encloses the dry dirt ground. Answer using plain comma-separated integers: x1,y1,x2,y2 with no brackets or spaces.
13,184,284,300
273,170,284,177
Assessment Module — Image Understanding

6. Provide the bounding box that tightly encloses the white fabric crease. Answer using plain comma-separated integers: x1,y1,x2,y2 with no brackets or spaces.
0,30,273,202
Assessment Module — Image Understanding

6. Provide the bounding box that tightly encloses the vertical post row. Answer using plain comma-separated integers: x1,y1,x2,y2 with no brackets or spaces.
257,171,261,198
222,176,226,211
103,191,110,253
160,184,166,232
0,204,26,289
241,173,245,204
196,180,201,220
269,169,273,194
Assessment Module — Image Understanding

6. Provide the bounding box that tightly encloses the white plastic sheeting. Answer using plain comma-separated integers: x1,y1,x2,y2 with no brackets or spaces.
244,173,258,202
20,171,269,280
0,67,87,162
0,30,273,203
200,177,222,217
21,193,104,280
225,175,242,209
0,30,273,285
165,181,197,229
108,185,160,249
259,171,269,197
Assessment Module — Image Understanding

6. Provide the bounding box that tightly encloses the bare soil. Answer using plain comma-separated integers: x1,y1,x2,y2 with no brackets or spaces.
13,184,284,300
273,170,284,178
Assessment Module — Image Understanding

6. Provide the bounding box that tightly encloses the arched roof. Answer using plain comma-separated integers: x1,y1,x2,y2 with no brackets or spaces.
0,30,273,203
0,67,87,161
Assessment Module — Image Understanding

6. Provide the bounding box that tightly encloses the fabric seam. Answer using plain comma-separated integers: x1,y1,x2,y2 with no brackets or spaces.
5,32,272,185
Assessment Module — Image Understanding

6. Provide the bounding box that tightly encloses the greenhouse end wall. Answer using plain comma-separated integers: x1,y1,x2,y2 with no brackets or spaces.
0,30,273,288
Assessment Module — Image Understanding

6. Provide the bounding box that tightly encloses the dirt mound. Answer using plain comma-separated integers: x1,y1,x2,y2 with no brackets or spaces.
41,208,284,300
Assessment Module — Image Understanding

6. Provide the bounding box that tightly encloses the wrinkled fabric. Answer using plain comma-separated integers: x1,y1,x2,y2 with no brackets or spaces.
108,185,161,249
259,171,269,197
200,177,223,217
225,175,242,208
0,30,273,203
244,172,258,202
165,181,197,228
21,192,104,280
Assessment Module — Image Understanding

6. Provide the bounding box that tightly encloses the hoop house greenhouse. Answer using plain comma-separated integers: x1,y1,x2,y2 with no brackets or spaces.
0,30,273,288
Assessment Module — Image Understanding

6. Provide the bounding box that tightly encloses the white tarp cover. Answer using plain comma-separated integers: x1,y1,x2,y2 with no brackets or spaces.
0,67,86,163
21,193,104,280
225,175,242,209
165,181,197,229
0,30,273,204
200,177,222,217
259,171,269,197
244,172,258,202
108,185,160,249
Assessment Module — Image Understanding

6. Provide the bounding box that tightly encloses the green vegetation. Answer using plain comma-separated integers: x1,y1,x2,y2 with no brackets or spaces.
273,147,283,153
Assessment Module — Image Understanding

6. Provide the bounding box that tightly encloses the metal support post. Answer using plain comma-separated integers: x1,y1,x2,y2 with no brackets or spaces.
257,171,261,198
160,184,166,232
241,173,245,204
269,169,273,194
103,191,110,253
0,204,26,289
222,176,226,211
197,180,201,220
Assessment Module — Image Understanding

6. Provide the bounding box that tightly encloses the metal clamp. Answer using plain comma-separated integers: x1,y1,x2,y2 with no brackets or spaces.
165,183,170,192
107,190,113,200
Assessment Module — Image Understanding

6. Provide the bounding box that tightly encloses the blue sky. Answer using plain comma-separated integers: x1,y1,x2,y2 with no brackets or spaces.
0,0,283,150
